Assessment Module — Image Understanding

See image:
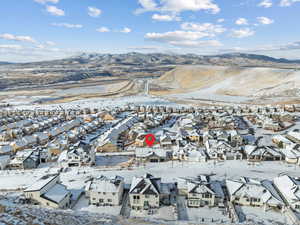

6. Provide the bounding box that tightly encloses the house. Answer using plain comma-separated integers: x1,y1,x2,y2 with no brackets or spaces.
24,174,71,209
226,177,284,210
172,145,188,161
34,132,49,145
95,139,120,152
272,135,294,148
228,130,244,147
134,133,147,147
159,134,173,149
94,116,138,152
58,142,95,167
9,150,39,170
0,145,12,155
186,176,225,208
186,148,207,162
39,148,52,163
47,142,62,156
186,130,201,142
244,145,282,161
0,155,10,170
10,139,27,152
135,147,171,163
205,140,242,160
273,175,300,211
129,173,174,211
280,145,300,164
98,111,116,121
286,130,300,144
85,175,124,206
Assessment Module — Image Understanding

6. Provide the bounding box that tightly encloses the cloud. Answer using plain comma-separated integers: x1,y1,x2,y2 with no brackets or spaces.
217,18,225,23
181,22,226,36
0,45,77,62
136,0,220,14
235,18,248,25
152,13,181,21
46,5,65,16
145,30,221,48
34,0,59,4
96,27,110,32
167,40,222,47
0,44,23,50
279,0,300,6
128,45,163,51
146,30,209,42
0,33,36,43
51,23,83,28
138,0,157,10
45,41,56,46
219,40,300,55
258,0,273,8
88,7,102,17
120,27,132,33
257,16,274,25
231,28,255,38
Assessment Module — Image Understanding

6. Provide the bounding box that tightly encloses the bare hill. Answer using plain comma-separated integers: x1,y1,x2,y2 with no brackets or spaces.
153,65,300,98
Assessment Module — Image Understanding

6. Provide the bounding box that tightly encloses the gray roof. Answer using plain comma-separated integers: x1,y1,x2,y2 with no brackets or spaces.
42,183,70,204
25,174,59,192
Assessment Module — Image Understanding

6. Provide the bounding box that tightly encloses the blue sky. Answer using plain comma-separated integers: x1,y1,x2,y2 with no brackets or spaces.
0,0,300,62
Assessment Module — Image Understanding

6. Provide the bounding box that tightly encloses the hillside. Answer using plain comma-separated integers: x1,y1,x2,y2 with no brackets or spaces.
1,52,300,90
152,65,300,100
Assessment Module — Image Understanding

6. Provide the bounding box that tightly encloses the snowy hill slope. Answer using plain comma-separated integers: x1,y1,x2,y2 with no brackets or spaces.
153,65,300,98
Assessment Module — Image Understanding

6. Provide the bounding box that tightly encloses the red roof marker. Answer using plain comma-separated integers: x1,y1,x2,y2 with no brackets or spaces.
145,134,156,147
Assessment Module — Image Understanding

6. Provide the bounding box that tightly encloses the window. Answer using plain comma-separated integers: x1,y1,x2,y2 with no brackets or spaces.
99,199,103,203
108,199,112,202
133,195,140,204
103,192,106,195
145,195,149,198
203,193,212,198
112,193,116,196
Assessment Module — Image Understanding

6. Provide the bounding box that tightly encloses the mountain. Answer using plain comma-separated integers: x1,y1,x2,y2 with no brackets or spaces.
1,52,300,90
0,61,12,65
12,52,300,67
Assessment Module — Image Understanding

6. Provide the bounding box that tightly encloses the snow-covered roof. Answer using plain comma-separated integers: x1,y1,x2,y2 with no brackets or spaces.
0,145,12,154
135,148,168,158
287,131,300,142
42,183,70,204
89,175,124,193
25,174,59,192
274,175,300,204
129,174,161,195
0,155,10,165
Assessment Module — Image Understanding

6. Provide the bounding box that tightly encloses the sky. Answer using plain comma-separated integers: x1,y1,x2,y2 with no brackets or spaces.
0,0,300,62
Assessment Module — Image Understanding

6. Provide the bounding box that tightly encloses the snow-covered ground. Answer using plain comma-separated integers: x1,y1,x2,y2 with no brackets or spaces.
0,161,298,191
187,207,230,224
0,160,298,224
131,206,176,221
241,206,286,225
8,95,183,110
73,196,121,216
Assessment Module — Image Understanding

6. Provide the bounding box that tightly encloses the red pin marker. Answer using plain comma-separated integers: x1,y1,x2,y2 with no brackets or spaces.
145,134,156,147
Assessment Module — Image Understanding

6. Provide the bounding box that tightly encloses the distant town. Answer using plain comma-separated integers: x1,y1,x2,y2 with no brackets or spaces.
0,104,299,224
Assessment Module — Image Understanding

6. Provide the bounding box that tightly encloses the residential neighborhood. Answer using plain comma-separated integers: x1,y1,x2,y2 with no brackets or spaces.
0,104,300,224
